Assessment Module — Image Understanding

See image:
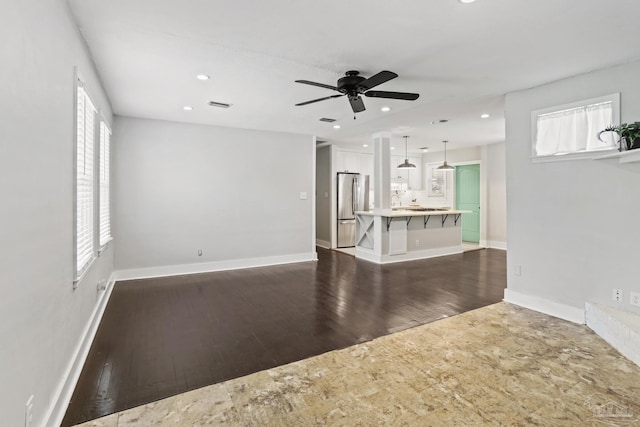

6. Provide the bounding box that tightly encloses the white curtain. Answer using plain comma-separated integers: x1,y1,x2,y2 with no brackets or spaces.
535,101,614,156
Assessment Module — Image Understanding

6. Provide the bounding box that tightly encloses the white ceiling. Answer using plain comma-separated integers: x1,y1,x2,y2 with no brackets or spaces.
68,0,640,153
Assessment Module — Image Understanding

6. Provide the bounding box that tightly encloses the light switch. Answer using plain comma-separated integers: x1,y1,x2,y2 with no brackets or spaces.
299,192,308,200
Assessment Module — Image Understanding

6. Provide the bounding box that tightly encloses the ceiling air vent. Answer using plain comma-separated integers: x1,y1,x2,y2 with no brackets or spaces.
319,117,336,123
208,101,232,109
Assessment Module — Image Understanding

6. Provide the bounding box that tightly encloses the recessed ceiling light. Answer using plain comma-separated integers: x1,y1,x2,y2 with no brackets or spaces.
333,124,341,129
381,106,391,112
421,147,429,152
363,144,369,148
459,0,476,3
481,113,490,119
196,74,210,81
390,146,396,150
183,106,193,111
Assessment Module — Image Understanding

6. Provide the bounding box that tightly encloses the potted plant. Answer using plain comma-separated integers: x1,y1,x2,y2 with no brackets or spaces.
598,122,640,151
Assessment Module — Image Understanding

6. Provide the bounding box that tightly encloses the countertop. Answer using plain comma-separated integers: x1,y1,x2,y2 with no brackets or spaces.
356,209,471,217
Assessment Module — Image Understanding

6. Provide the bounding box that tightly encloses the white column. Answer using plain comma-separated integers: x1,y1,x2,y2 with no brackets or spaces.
373,131,391,212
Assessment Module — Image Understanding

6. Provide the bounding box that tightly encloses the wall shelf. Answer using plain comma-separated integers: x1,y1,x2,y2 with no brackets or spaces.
594,150,640,164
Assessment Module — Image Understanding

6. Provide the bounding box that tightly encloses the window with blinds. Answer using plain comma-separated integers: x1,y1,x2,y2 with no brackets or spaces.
76,84,96,279
99,121,112,247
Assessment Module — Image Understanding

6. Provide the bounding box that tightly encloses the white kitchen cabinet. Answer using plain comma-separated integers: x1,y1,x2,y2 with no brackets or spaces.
407,156,422,190
390,155,422,190
360,153,373,179
336,150,361,173
391,155,408,181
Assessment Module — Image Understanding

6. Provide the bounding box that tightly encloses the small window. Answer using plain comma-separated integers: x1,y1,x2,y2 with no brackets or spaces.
531,93,620,161
99,121,112,248
75,83,97,279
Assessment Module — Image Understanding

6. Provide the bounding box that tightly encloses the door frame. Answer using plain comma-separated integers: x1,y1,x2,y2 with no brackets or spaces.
451,158,487,248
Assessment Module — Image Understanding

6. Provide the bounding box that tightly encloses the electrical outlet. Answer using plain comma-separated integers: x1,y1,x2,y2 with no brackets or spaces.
514,265,522,276
613,288,623,302
25,395,33,427
197,249,203,256
631,292,640,307
415,240,420,247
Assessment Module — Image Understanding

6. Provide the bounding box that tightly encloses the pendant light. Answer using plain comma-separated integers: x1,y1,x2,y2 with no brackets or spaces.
397,136,416,169
437,140,455,170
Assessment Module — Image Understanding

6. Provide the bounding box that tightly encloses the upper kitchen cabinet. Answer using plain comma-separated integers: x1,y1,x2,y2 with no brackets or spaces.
390,155,422,190
336,150,361,173
407,157,422,190
336,150,373,178
359,153,373,179
391,155,408,181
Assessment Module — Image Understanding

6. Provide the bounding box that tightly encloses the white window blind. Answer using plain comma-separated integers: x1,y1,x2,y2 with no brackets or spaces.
76,85,96,278
99,121,112,247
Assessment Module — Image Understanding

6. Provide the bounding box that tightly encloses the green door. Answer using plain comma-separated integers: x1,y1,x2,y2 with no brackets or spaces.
456,164,480,243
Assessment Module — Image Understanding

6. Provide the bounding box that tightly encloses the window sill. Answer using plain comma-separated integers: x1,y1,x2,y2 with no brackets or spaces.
74,256,97,289
531,148,617,163
99,237,113,255
593,149,640,164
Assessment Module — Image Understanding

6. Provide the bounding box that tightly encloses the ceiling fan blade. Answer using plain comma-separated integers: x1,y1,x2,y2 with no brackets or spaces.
295,94,343,106
358,70,398,91
349,96,366,113
295,80,338,91
364,90,419,101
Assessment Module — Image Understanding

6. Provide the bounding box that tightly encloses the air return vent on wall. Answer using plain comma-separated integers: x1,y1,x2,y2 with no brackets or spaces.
319,117,336,122
208,101,232,108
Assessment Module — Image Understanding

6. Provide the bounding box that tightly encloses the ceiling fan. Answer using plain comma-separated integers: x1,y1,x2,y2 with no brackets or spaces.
294,70,419,114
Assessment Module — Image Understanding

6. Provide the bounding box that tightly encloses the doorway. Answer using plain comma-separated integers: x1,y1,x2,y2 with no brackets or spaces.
456,164,480,243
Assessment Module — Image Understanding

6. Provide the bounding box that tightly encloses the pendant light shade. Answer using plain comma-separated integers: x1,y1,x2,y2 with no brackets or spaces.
437,140,455,170
397,136,416,169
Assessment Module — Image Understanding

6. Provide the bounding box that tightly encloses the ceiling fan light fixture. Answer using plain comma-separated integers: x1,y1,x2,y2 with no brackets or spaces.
437,140,455,170
294,70,419,114
398,136,416,169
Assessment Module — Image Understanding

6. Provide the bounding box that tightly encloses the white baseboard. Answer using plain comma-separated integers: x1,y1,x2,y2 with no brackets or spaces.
504,288,585,324
355,246,463,264
488,240,507,250
586,303,640,367
316,239,331,249
45,275,116,427
113,252,318,281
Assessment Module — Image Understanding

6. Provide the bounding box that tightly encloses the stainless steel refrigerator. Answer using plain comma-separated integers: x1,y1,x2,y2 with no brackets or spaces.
337,172,370,248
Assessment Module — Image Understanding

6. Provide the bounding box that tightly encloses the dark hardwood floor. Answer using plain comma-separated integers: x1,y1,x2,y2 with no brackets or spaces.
62,247,506,426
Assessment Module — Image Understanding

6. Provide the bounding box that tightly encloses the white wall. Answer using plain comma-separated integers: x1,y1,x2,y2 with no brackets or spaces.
316,145,331,247
0,1,114,426
505,59,640,319
114,117,315,274
486,142,507,248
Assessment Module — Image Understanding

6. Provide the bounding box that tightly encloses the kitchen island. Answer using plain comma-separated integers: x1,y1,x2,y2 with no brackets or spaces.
354,208,471,264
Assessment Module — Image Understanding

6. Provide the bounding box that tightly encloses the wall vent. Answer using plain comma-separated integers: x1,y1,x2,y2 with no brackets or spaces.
319,117,336,123
208,101,232,109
